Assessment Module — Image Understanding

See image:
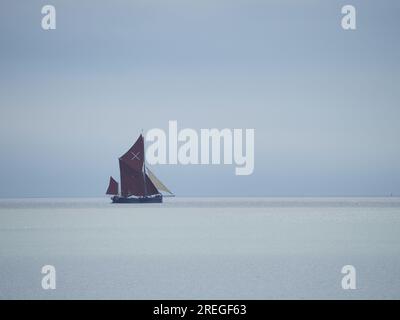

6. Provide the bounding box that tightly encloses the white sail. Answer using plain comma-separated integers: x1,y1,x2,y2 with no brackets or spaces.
146,168,174,195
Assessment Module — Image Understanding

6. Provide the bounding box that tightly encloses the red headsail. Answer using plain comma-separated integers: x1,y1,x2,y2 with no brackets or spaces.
106,176,119,195
145,173,159,195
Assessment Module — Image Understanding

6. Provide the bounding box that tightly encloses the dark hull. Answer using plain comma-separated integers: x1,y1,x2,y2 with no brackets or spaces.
111,195,163,203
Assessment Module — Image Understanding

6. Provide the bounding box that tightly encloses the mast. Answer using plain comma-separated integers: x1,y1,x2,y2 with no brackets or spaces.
142,131,148,197
143,154,148,196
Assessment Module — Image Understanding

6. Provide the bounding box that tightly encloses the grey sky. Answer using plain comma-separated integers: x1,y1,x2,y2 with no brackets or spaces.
0,0,399,197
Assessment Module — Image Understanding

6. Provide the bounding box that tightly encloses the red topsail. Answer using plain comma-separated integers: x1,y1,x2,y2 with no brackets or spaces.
119,135,144,172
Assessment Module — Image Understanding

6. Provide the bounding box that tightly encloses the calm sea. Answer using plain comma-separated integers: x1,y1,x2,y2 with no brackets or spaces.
0,197,399,299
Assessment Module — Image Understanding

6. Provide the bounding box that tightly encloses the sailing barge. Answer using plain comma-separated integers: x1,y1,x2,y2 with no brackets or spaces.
106,134,173,203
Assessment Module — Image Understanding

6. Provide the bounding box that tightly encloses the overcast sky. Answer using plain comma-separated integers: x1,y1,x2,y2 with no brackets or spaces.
0,0,399,197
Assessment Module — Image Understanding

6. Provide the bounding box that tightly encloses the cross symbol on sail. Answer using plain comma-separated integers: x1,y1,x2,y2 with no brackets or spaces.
131,151,140,161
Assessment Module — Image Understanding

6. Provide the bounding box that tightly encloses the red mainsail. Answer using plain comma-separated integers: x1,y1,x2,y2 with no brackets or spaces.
119,159,146,197
106,176,119,195
117,134,160,197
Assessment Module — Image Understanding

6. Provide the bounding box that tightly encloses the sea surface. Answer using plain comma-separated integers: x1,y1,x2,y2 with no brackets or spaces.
0,197,399,299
